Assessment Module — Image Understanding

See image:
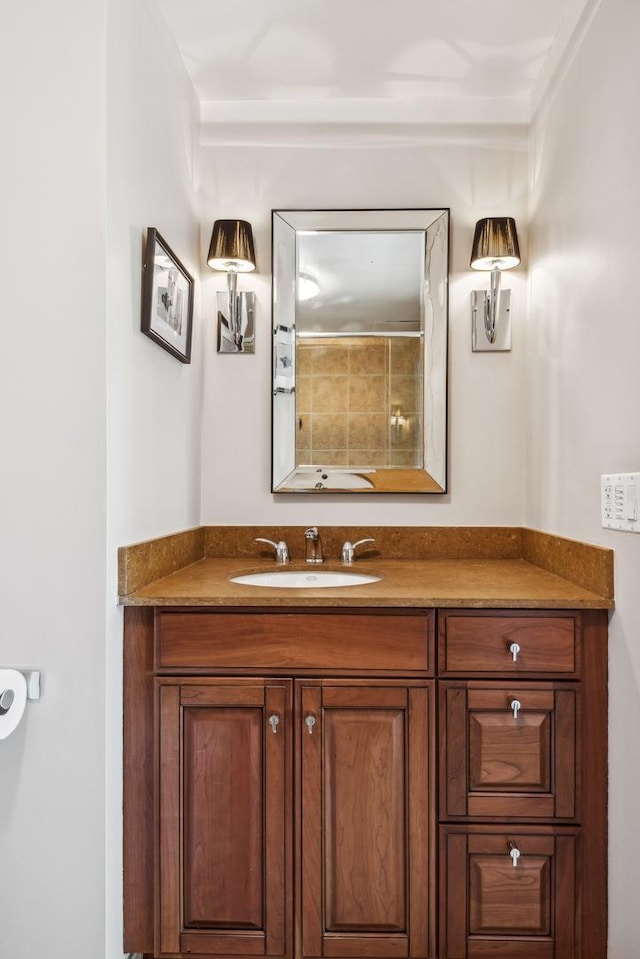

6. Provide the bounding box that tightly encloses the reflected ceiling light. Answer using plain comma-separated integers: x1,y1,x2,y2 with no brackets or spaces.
470,217,521,352
298,272,319,301
207,219,256,353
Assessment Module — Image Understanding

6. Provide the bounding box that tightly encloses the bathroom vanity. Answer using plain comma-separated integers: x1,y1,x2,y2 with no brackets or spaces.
121,527,612,959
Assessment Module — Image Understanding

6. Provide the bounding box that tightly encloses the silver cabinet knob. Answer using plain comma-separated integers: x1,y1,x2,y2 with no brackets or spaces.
510,642,521,662
268,714,280,734
511,699,521,720
305,714,316,735
509,842,521,867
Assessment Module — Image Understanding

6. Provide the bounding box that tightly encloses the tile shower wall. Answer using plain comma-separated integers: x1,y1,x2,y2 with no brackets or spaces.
297,336,423,468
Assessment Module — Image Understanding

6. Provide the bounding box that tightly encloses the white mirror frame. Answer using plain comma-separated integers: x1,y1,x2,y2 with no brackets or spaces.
271,208,449,494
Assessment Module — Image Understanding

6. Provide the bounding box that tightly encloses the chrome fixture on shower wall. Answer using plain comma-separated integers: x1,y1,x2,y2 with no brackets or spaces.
470,217,521,352
207,218,256,354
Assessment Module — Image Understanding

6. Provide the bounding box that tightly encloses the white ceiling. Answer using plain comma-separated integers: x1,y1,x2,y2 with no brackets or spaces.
155,0,594,128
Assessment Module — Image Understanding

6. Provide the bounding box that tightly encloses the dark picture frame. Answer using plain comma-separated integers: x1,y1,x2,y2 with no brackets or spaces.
141,227,194,363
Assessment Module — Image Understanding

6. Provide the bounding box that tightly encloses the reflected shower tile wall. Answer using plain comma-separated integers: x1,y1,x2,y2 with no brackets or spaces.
311,413,348,450
348,449,387,468
348,413,388,449
348,339,386,375
310,450,348,466
312,375,348,413
348,374,386,413
296,336,422,468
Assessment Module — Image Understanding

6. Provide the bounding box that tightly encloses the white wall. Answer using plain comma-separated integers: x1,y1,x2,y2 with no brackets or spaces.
199,137,528,528
0,1,107,956
0,0,201,955
106,0,202,954
528,0,640,952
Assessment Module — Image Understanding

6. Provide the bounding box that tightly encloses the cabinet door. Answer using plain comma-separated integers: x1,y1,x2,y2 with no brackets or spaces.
440,825,579,959
299,681,434,959
157,679,292,958
440,682,578,820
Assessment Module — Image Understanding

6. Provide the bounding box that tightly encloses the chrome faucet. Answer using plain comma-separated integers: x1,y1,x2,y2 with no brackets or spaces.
304,527,323,564
255,537,289,564
341,537,375,564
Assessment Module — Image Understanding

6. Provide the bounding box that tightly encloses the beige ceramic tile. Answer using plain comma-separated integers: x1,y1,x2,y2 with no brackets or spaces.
297,374,311,413
390,337,422,374
310,450,348,466
347,449,388,468
297,343,313,375
348,339,387,375
349,374,386,413
297,414,310,449
389,449,422,468
311,343,349,375
312,375,349,414
389,375,423,413
312,413,348,450
348,413,388,450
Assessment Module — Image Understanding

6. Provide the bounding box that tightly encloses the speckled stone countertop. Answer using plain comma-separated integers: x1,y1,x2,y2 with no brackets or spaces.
118,527,614,609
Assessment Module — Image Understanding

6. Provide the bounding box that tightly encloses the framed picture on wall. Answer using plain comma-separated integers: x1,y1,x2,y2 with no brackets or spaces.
141,227,194,363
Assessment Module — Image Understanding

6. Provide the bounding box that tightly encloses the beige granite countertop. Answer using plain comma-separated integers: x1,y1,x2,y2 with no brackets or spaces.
120,555,613,609
118,526,614,609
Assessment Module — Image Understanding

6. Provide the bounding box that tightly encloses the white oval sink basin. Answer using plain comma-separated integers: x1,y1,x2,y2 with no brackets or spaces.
230,570,381,589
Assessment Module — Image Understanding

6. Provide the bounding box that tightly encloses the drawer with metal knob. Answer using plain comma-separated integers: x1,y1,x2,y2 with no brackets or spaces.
439,681,579,820
438,611,579,677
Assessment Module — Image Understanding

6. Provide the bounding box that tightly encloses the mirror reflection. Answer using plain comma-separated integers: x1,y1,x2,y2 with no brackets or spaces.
272,209,449,494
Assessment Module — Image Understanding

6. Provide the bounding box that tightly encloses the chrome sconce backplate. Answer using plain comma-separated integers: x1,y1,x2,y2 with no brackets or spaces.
217,289,255,353
471,288,512,352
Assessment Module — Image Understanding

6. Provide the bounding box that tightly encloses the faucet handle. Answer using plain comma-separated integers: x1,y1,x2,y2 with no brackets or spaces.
255,538,290,564
304,527,323,564
341,538,375,564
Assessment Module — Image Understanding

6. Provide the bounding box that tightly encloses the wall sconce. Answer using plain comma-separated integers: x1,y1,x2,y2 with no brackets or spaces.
470,217,520,352
207,219,256,353
390,405,407,432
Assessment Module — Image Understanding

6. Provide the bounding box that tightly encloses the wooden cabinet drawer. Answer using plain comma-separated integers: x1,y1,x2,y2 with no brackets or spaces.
440,682,579,820
439,825,579,959
156,610,434,675
439,611,579,676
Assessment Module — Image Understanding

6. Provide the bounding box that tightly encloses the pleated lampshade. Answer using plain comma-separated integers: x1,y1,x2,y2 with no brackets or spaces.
207,219,256,272
470,217,520,271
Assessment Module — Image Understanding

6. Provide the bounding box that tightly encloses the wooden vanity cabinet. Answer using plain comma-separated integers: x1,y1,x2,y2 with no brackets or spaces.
124,608,436,959
437,610,608,959
124,606,607,959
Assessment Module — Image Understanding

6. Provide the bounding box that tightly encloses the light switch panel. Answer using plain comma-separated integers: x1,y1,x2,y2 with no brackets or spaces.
601,473,640,532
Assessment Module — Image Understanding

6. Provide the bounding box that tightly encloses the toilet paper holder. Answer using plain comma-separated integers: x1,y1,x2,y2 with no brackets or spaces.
0,670,41,709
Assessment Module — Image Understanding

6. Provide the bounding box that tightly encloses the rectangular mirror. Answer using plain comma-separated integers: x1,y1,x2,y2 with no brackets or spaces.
272,209,449,493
